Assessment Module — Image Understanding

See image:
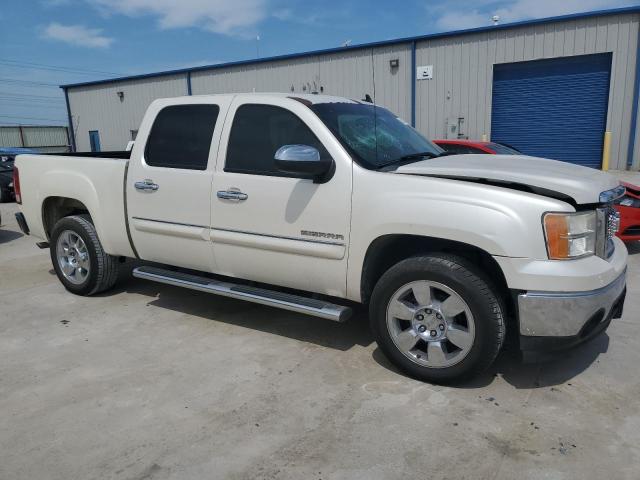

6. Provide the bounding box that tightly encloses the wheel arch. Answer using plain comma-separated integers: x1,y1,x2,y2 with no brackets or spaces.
42,196,91,239
360,234,513,315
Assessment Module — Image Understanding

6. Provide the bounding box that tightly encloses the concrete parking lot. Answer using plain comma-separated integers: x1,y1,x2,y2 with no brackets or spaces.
1,184,640,480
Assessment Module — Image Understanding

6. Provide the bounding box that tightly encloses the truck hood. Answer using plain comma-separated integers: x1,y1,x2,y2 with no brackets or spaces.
395,154,620,204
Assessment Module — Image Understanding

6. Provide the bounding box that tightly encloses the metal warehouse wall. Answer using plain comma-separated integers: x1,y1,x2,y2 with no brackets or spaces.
415,12,639,170
192,45,412,122
65,10,640,169
68,74,186,151
0,126,69,153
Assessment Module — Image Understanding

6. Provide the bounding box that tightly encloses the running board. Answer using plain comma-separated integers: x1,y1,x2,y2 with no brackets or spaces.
133,266,352,322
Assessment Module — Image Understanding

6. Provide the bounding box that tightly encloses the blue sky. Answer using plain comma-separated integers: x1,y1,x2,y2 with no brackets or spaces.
0,0,636,127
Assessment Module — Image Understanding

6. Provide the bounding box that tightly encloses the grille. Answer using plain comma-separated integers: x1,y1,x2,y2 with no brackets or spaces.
606,208,621,239
596,206,619,258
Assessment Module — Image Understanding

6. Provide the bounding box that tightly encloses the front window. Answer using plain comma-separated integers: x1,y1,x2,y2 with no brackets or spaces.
309,102,442,169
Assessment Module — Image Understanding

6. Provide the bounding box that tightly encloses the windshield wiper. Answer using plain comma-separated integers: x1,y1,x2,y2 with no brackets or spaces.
376,151,451,170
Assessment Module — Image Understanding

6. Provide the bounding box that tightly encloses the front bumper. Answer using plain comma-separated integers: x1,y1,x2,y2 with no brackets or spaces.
518,270,626,351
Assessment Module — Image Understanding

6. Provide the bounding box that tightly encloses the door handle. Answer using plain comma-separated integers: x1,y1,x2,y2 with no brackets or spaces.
134,179,159,192
217,190,248,201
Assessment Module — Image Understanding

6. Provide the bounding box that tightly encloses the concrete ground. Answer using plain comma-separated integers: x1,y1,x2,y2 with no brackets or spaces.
1,188,640,480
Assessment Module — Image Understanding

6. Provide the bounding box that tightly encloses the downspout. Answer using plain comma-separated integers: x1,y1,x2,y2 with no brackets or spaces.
411,41,416,127
62,87,76,152
186,71,192,96
18,125,25,148
626,21,640,169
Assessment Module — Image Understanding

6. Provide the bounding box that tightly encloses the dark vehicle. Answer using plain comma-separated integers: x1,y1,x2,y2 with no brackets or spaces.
0,148,36,202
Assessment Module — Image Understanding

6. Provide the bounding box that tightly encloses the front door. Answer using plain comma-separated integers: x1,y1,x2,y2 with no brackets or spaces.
211,96,352,297
126,98,231,272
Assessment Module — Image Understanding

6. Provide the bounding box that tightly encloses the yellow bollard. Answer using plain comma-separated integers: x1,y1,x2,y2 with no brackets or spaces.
481,134,488,142
602,131,612,171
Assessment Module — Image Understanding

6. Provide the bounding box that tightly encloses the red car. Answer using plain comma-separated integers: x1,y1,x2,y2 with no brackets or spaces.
616,182,640,242
433,139,640,243
433,139,522,155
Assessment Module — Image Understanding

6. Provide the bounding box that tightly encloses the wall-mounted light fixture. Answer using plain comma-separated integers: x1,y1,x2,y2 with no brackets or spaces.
389,58,400,69
117,91,124,102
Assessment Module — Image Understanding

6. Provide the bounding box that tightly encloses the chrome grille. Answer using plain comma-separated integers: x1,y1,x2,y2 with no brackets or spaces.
596,206,619,259
607,208,620,239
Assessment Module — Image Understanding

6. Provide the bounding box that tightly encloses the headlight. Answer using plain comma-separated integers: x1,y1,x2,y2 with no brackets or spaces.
543,211,596,260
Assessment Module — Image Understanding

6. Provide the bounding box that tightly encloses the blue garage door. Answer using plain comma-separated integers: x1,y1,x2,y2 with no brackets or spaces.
491,53,612,168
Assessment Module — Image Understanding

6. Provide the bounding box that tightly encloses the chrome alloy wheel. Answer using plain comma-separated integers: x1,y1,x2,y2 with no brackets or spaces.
56,230,90,285
386,280,476,368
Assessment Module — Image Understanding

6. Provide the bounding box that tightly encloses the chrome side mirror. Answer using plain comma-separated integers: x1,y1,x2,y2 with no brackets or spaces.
274,144,334,183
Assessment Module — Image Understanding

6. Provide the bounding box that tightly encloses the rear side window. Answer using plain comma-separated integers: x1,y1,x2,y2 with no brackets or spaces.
145,104,219,170
225,104,329,176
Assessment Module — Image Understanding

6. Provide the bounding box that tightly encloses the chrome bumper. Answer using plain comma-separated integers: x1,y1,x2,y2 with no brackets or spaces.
518,270,626,338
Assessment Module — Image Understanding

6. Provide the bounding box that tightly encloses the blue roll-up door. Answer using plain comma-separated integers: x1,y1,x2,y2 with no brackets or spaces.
491,53,612,168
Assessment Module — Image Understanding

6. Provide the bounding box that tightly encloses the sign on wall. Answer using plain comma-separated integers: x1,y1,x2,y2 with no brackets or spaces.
416,65,433,80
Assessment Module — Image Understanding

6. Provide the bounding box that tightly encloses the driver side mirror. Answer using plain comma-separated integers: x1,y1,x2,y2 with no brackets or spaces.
274,145,334,183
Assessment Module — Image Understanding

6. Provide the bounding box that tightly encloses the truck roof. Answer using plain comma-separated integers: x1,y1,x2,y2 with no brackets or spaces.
172,92,363,105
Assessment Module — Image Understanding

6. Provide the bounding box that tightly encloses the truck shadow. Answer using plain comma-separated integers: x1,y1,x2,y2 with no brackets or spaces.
0,229,23,244
111,265,607,387
372,333,609,389
111,273,374,352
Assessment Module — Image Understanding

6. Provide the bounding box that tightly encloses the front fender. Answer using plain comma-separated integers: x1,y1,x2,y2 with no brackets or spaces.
346,171,573,301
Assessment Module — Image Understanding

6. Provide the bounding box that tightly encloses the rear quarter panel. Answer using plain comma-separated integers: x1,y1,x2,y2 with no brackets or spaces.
15,154,135,257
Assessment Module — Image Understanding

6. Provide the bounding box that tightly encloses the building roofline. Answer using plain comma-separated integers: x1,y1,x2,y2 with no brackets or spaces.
61,5,640,90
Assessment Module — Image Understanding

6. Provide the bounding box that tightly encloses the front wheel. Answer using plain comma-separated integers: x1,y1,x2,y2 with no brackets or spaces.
370,254,505,384
50,214,119,295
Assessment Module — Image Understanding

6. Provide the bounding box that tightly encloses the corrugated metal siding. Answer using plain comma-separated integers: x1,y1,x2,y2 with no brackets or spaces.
0,128,22,147
415,13,639,170
191,46,412,123
67,74,187,151
0,126,69,149
21,127,69,148
191,56,321,95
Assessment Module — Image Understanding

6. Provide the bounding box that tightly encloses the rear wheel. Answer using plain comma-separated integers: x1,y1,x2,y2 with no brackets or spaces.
50,214,119,295
370,254,505,384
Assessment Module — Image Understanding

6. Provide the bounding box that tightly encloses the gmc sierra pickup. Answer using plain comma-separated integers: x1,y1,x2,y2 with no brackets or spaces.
14,93,627,383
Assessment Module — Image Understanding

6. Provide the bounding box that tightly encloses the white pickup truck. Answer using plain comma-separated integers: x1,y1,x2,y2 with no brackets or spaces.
14,93,627,383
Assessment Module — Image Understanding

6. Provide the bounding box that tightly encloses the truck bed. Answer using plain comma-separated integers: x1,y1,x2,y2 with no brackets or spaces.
15,153,135,258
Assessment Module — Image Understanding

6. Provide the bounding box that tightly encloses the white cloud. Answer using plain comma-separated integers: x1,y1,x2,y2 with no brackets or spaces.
90,0,267,36
436,0,636,31
43,22,113,48
272,8,293,21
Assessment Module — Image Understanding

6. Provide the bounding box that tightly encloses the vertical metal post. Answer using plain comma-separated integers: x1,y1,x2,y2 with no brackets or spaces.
186,71,192,95
626,23,640,169
602,131,612,170
63,87,76,152
411,41,416,127
18,125,25,147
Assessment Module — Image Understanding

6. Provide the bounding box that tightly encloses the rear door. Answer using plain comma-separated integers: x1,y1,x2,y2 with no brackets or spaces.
126,97,232,271
210,96,352,297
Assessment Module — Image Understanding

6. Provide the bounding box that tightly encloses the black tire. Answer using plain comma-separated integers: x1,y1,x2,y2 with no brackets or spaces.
370,253,505,384
50,214,119,295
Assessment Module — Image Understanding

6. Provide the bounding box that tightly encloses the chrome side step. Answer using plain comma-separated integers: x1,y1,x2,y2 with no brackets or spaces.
133,266,352,322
